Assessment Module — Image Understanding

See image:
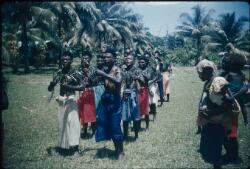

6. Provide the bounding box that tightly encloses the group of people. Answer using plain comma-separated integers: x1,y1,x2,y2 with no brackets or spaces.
47,47,171,159
196,44,249,169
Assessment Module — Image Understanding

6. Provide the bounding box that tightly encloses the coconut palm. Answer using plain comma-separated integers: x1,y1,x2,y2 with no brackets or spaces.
67,2,101,53
95,2,144,50
204,12,249,57
2,2,59,72
67,2,144,54
165,34,184,50
176,4,215,65
1,2,34,73
40,2,81,67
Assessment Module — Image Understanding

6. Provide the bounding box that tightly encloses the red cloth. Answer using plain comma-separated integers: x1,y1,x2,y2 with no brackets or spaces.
138,87,149,116
77,89,96,125
228,115,238,138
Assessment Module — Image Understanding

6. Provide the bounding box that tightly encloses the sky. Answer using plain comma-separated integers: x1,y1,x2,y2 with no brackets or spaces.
128,1,250,37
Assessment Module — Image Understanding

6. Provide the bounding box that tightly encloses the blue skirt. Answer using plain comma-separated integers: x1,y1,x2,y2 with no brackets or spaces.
121,89,140,122
200,123,225,165
95,91,124,142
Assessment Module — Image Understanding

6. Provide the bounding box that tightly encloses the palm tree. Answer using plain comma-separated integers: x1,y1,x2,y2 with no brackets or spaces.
41,2,81,67
95,2,143,50
2,2,58,72
165,33,184,50
176,4,215,65
204,12,249,57
2,2,33,73
67,2,101,52
67,2,144,54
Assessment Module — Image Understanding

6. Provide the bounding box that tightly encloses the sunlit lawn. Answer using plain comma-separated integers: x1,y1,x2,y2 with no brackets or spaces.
2,66,250,169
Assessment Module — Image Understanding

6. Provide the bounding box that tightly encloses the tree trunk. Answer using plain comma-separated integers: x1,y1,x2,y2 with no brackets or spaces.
195,37,201,65
21,4,29,73
58,15,62,68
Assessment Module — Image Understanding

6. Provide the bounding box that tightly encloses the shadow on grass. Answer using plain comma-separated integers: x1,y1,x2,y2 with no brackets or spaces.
94,146,117,160
81,133,95,140
46,146,82,157
126,135,137,143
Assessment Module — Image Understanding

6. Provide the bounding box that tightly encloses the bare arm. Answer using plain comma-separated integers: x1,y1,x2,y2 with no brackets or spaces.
48,71,61,92
96,67,122,84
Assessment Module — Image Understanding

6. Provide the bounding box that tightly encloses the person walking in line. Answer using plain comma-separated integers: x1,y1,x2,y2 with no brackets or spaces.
95,48,124,159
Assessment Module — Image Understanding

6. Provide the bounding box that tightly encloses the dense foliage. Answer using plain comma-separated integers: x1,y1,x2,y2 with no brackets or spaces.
1,2,249,72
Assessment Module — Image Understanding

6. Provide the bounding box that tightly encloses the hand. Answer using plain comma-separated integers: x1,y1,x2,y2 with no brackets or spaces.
134,75,143,81
48,81,56,92
96,69,105,76
199,106,208,117
133,75,139,80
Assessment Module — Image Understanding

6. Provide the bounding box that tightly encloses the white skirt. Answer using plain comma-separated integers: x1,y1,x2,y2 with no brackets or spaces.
56,95,81,149
149,83,159,105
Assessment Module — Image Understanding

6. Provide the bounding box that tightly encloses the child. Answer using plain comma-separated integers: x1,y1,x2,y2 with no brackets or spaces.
219,50,248,164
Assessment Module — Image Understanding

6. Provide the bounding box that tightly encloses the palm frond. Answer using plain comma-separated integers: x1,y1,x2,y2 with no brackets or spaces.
179,13,193,24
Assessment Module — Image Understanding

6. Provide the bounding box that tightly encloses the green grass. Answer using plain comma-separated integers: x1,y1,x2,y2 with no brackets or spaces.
2,67,250,169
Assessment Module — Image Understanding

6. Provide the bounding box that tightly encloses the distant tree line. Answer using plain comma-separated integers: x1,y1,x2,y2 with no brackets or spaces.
1,2,249,73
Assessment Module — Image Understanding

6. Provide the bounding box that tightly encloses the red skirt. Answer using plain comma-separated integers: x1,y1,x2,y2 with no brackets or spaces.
77,89,96,125
138,87,149,116
228,115,238,138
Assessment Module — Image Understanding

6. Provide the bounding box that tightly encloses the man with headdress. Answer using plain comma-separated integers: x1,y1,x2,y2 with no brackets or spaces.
121,51,141,141
47,50,81,157
137,55,151,130
145,52,162,120
95,48,124,159
76,51,97,138
154,50,165,105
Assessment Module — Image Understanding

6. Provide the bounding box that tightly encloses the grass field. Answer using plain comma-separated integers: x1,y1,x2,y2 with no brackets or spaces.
2,67,250,169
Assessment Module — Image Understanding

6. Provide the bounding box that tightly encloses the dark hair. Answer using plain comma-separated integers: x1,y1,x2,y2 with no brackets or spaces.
62,50,73,60
139,56,149,64
82,50,92,59
104,48,116,58
155,51,161,55
202,67,214,75
96,54,103,59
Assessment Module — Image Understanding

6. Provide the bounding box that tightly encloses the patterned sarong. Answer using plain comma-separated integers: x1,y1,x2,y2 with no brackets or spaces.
121,89,140,122
95,91,124,142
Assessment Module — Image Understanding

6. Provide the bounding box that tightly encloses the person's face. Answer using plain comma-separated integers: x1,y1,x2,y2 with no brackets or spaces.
81,55,90,67
103,52,114,65
62,55,72,68
97,57,104,68
125,54,134,67
139,59,147,69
